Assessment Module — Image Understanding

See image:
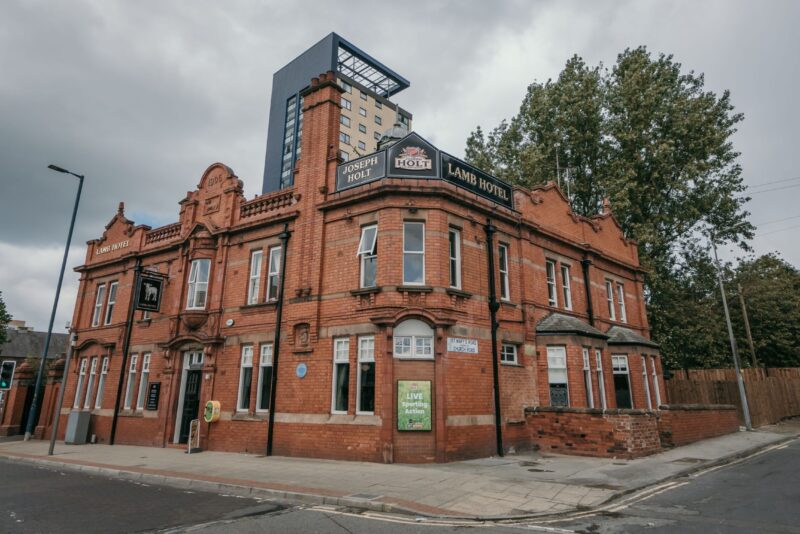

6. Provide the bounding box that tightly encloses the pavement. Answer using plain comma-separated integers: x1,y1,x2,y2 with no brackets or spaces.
1,420,798,521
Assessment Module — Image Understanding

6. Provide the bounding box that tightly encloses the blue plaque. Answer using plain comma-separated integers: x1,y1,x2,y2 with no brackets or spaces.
296,363,308,378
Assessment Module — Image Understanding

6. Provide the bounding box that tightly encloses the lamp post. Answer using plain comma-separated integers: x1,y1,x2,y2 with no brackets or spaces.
23,165,84,440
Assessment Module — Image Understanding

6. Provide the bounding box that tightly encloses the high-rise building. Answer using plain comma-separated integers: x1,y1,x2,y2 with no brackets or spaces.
262,32,411,193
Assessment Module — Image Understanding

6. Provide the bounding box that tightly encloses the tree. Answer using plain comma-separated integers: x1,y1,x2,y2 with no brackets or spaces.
0,291,11,346
466,48,755,367
732,254,800,367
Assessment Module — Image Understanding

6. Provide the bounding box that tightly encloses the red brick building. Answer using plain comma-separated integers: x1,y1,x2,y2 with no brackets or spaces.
60,71,671,462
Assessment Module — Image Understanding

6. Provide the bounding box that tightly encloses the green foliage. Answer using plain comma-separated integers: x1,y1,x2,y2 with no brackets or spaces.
0,291,11,346
733,254,800,367
466,47,761,368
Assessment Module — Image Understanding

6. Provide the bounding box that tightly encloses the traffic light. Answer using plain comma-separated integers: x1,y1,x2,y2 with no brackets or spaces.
0,361,15,390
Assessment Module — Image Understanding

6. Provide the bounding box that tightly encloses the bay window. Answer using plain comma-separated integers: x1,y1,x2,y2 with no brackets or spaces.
547,346,569,407
186,259,210,309
582,348,594,408
612,355,632,409
393,319,434,359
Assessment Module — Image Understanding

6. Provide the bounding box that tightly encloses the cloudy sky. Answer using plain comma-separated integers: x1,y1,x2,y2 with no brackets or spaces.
1,0,798,331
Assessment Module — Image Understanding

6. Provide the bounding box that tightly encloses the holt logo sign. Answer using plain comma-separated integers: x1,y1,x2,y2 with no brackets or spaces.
395,146,432,171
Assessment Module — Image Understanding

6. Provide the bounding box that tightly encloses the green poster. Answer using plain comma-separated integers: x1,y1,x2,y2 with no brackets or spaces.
397,380,432,431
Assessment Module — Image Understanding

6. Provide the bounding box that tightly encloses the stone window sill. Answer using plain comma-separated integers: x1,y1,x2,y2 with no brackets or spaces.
397,285,433,293
446,288,472,299
350,286,382,297
232,412,269,421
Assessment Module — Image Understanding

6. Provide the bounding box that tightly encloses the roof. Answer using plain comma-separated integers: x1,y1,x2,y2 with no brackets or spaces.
1,328,68,360
535,313,608,339
606,326,660,348
334,34,410,97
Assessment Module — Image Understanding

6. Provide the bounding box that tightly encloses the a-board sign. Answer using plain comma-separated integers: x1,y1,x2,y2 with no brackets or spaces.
187,419,201,454
397,380,432,431
145,382,160,410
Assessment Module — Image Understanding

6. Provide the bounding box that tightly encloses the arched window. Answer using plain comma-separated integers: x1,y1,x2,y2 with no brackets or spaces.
393,319,434,359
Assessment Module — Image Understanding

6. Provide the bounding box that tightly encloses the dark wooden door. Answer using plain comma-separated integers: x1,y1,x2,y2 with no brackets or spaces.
179,370,202,444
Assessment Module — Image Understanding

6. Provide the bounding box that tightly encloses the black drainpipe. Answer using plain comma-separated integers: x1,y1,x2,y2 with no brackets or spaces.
581,258,595,326
110,259,141,445
484,219,504,457
266,224,291,456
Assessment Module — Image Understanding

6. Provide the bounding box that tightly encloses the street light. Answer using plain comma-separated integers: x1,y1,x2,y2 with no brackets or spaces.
23,165,85,440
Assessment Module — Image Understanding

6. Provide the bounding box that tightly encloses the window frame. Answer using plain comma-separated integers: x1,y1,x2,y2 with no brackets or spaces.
331,338,351,414
356,336,375,415
358,123,367,134
617,283,627,323
606,280,616,320
357,140,366,151
92,284,106,327
402,222,425,286
498,243,510,301
546,260,558,307
595,349,607,410
374,115,382,126
547,346,569,407
83,357,97,410
123,353,138,410
651,355,662,407
136,352,151,411
237,345,254,412
247,250,263,305
74,358,87,409
612,354,632,409
104,281,118,325
561,265,572,310
357,225,378,289
186,259,211,310
500,344,518,365
339,132,350,145
266,246,282,302
341,97,351,110
641,355,652,410
94,356,109,409
448,228,461,289
582,348,594,408
256,343,274,412
340,114,351,128
359,107,367,117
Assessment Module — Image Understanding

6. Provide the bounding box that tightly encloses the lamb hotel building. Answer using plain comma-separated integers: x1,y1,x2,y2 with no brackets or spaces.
63,50,664,463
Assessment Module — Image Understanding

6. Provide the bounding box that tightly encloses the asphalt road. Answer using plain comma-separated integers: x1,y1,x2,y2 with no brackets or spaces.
0,458,277,533
550,437,800,533
1,438,798,533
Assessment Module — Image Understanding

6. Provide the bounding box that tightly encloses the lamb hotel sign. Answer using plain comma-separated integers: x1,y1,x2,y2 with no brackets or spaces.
336,132,514,209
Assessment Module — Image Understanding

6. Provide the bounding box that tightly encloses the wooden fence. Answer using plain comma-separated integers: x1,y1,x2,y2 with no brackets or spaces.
665,368,800,427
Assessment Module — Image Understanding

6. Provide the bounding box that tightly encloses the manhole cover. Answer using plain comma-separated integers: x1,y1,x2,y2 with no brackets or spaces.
671,457,706,464
519,461,540,466
528,468,553,473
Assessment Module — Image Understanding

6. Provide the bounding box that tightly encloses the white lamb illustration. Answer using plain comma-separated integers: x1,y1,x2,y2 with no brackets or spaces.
144,283,158,301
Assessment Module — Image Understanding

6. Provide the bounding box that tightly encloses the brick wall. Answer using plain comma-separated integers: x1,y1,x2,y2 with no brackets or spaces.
658,404,739,447
526,404,739,459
